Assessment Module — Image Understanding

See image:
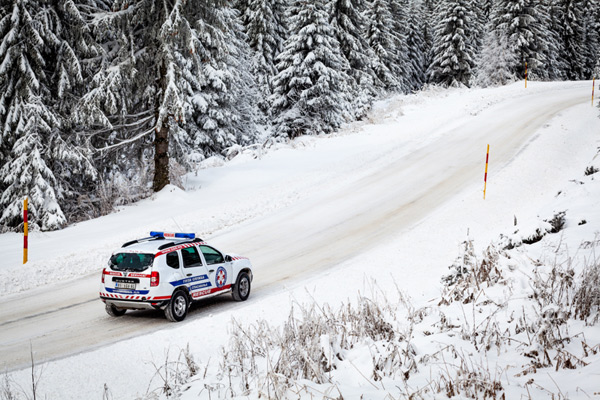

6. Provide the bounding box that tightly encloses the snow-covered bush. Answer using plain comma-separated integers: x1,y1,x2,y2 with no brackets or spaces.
440,240,505,304
179,232,600,400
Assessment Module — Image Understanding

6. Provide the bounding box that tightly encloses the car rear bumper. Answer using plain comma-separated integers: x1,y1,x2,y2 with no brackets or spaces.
100,295,170,310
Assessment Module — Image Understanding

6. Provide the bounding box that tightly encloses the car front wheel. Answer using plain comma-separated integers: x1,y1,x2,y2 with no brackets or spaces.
232,272,251,301
165,291,189,322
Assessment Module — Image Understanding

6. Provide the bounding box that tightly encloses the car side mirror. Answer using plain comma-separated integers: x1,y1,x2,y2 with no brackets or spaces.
225,255,232,262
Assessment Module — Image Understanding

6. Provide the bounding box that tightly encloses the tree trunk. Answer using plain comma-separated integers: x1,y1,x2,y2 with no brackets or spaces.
153,121,170,192
153,60,170,192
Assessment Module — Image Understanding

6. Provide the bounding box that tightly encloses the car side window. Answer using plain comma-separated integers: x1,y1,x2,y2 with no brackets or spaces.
200,245,224,265
166,251,179,269
181,246,202,268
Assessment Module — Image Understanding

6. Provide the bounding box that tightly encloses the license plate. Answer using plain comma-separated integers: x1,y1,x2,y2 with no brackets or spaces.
115,282,136,289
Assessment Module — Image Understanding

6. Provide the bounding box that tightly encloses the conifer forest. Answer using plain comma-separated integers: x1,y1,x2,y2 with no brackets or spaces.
0,0,598,231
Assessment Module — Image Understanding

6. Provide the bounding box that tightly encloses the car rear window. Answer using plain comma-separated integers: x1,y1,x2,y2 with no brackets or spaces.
109,253,154,272
166,251,179,269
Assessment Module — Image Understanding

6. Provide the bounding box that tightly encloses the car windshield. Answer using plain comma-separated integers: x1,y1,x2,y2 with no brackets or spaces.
109,253,154,272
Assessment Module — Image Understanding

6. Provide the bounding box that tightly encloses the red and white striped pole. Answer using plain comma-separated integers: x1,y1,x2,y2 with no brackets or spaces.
483,145,490,200
23,197,28,264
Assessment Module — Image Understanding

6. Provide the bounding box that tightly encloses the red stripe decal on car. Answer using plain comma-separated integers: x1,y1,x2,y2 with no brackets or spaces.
154,241,207,257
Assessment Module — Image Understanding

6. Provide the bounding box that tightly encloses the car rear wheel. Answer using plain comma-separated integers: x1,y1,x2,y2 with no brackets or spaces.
105,304,126,317
232,272,251,301
165,291,189,322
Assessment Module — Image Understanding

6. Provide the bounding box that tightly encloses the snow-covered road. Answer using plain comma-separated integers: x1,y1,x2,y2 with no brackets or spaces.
0,82,591,373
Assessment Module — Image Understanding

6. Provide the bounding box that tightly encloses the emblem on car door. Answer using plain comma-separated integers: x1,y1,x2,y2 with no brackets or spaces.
216,267,227,288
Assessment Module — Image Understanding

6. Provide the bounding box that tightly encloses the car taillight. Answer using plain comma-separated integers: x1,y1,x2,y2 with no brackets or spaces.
150,271,159,287
101,268,106,284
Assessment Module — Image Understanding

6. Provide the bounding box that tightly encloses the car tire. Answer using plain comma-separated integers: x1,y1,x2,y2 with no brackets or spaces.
232,272,251,302
165,290,189,322
105,304,126,317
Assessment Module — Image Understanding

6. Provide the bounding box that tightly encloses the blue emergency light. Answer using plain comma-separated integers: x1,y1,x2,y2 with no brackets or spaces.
150,231,196,239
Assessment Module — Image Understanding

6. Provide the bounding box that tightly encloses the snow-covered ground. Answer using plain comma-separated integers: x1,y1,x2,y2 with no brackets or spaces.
1,81,599,399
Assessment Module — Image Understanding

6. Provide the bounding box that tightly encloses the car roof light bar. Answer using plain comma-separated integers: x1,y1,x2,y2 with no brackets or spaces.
150,231,196,239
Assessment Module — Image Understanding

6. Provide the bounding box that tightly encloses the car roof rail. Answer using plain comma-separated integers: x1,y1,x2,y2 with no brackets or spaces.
157,242,176,250
122,236,162,248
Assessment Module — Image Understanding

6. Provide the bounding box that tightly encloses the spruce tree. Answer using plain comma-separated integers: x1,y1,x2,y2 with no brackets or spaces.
428,0,476,87
475,28,519,86
270,0,351,139
388,0,412,92
179,6,259,167
405,0,428,91
582,0,600,78
0,0,96,230
490,0,554,80
328,0,384,116
76,0,257,192
555,0,587,79
363,0,401,90
537,0,564,80
243,0,288,113
422,0,436,77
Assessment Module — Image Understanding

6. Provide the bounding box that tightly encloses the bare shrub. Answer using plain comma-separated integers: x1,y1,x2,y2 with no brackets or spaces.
1,374,20,400
188,237,599,400
1,346,44,400
429,347,504,399
530,263,575,350
145,345,199,399
441,241,504,305
573,256,600,324
215,295,411,398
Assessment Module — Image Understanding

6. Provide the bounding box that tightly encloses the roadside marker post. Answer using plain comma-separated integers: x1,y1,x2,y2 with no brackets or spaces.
483,145,490,200
525,61,528,88
23,197,28,264
592,78,595,106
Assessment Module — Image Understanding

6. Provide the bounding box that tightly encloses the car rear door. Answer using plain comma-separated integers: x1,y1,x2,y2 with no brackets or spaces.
179,245,212,299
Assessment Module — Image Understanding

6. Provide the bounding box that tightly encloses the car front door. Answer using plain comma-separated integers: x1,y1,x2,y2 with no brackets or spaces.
199,245,232,292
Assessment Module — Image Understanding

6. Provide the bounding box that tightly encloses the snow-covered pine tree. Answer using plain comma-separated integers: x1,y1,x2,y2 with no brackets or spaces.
471,0,487,58
178,5,260,166
47,0,106,221
242,0,288,113
363,0,401,90
547,0,569,80
428,0,477,87
489,0,554,81
328,0,384,116
78,0,257,193
582,0,600,78
0,0,87,230
475,27,519,86
405,0,428,91
422,0,437,78
480,0,494,20
553,0,588,80
270,0,351,139
390,0,415,92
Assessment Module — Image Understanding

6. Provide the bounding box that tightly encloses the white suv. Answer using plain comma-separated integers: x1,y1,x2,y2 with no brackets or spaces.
99,232,253,322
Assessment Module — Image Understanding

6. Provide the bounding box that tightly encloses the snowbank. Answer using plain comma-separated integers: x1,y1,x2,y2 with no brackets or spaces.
1,81,599,399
